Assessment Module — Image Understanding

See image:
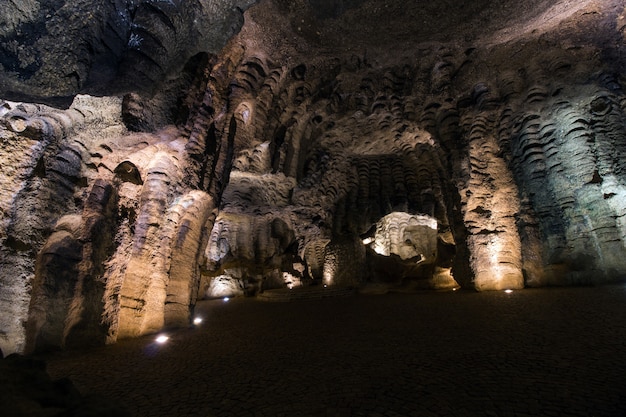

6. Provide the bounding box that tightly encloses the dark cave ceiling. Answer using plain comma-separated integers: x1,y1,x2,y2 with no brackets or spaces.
1,0,621,104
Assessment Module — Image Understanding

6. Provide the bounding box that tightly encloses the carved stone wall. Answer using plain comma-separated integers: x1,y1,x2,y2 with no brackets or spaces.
1,0,626,354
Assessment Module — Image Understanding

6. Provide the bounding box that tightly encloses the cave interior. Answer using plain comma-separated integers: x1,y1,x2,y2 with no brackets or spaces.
0,0,626,357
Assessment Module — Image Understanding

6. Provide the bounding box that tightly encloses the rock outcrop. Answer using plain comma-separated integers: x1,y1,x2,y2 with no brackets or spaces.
0,0,257,106
1,0,626,354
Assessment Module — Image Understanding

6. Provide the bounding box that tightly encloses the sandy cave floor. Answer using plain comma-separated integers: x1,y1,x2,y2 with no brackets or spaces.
41,284,626,417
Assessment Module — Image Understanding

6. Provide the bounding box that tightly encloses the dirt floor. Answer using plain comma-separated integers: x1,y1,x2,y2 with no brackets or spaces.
43,284,626,416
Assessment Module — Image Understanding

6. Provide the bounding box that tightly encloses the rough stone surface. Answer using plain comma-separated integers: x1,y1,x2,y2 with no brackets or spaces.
0,0,258,106
203,212,299,295
363,212,459,290
1,0,626,354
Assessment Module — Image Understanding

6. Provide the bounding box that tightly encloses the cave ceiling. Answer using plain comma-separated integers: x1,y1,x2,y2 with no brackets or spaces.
1,0,626,355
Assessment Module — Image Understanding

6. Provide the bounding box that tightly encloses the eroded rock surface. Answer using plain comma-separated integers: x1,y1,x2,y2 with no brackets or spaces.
1,0,626,354
0,0,257,106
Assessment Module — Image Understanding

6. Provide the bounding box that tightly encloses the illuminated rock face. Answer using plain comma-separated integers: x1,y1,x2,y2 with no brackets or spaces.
368,213,438,261
203,212,299,296
363,212,458,290
1,0,626,353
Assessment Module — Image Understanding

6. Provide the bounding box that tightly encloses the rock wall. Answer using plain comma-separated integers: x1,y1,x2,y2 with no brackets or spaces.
1,0,626,354
0,42,238,353
0,0,257,106
205,0,626,295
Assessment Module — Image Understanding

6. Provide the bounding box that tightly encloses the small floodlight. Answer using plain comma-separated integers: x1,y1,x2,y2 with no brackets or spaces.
193,317,203,325
223,297,230,302
504,289,513,294
155,335,169,344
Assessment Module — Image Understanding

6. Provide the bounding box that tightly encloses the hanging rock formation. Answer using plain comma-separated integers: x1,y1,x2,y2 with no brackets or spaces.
0,0,257,106
1,0,626,354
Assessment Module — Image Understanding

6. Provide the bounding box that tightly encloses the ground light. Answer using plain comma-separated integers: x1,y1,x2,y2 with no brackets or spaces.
155,334,169,344
504,289,513,294
223,297,230,302
193,317,203,325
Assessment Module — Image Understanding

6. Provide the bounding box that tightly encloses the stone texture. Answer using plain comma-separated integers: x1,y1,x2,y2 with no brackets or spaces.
367,213,438,261
1,96,124,355
1,0,626,354
25,180,118,353
203,212,299,295
0,0,257,106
